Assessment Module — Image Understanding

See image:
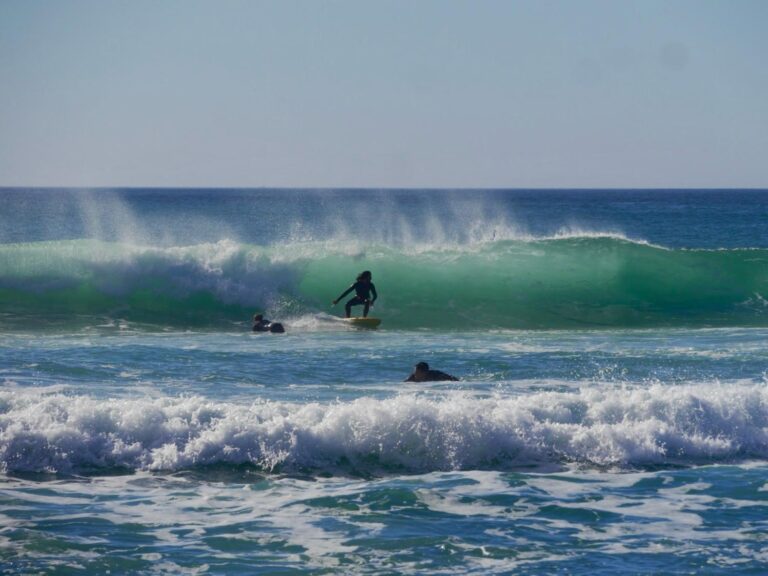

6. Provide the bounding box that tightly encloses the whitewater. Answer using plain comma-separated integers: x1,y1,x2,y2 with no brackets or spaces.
2,188,768,574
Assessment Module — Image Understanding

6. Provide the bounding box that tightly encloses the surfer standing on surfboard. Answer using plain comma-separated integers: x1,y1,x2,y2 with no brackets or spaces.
332,270,378,318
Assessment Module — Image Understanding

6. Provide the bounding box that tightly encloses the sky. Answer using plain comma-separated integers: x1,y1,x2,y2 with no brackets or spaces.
0,0,766,188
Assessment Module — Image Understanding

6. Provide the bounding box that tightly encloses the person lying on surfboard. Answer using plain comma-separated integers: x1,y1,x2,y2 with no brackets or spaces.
332,270,377,318
252,313,285,333
404,362,459,382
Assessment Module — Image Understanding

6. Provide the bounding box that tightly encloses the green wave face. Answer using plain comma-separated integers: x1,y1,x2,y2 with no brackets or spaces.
1,237,767,329
301,238,768,329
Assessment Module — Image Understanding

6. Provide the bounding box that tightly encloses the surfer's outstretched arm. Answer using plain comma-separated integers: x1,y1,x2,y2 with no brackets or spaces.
332,285,355,305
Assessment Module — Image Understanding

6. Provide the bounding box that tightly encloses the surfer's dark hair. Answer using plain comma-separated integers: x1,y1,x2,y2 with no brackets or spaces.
357,270,372,281
416,362,429,371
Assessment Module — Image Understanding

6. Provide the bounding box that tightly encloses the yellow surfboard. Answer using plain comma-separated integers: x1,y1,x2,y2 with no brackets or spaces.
344,317,382,328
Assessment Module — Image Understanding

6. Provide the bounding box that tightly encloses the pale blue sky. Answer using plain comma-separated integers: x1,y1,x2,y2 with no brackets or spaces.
1,0,766,188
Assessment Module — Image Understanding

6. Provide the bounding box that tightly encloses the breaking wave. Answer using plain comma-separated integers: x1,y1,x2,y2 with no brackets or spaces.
1,235,767,329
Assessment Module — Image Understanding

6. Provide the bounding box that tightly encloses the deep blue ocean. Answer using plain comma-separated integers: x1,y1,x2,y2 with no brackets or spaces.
1,188,767,574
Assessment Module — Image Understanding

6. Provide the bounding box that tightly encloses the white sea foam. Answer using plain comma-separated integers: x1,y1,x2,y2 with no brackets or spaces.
1,383,767,474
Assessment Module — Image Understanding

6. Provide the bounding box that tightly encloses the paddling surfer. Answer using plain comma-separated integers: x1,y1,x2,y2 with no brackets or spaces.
252,313,285,333
404,362,459,382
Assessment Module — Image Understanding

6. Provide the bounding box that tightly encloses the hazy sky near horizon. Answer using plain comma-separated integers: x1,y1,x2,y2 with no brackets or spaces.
1,0,766,188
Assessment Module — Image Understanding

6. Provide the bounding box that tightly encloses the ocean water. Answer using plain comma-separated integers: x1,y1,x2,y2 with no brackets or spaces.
1,188,767,574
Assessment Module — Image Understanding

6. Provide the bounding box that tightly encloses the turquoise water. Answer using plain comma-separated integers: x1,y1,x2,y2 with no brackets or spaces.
1,189,768,574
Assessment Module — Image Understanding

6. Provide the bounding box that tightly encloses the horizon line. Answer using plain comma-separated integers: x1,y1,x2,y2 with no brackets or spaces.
2,185,768,192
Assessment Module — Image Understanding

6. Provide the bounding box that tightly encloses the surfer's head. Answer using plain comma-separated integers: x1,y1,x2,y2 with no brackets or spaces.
357,270,372,281
253,314,263,322
415,362,429,372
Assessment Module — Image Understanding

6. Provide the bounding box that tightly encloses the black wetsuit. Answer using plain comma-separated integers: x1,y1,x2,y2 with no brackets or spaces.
404,369,459,382
336,280,377,318
253,319,285,333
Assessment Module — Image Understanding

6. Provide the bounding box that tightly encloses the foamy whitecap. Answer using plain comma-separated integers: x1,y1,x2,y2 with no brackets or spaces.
2,384,766,475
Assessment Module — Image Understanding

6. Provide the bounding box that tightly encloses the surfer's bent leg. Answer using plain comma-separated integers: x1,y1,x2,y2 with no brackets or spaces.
345,296,365,318
345,297,358,318
363,301,370,317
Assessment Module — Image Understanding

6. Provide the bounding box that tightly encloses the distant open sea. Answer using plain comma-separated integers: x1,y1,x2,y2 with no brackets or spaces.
1,188,767,574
